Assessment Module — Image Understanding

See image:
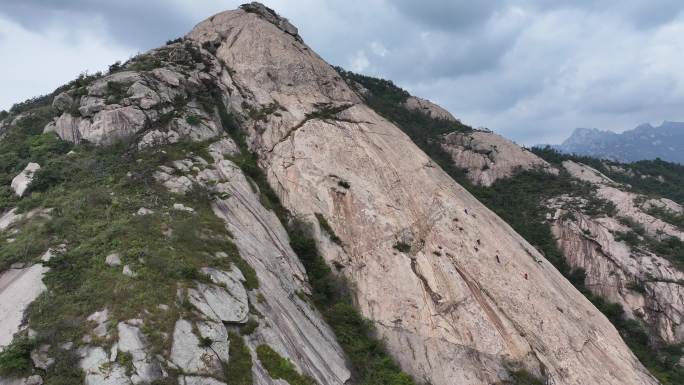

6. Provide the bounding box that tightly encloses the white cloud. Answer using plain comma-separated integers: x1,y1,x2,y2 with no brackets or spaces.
370,41,388,57
1,0,683,145
349,50,370,72
0,15,133,111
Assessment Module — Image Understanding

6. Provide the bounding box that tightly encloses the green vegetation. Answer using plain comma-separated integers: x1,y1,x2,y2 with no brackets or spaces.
0,337,34,377
315,213,342,245
185,115,203,126
239,317,258,335
126,55,163,72
256,344,317,385
106,81,129,104
646,206,684,229
504,369,545,385
166,38,184,46
0,92,258,381
392,242,412,253
226,332,253,385
339,68,684,384
533,146,684,206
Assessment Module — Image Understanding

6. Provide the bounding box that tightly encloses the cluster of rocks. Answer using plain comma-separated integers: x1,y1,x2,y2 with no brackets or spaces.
43,44,225,148
76,263,249,385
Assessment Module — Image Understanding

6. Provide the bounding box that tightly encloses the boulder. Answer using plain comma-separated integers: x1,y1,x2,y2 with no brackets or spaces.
86,309,109,339
11,163,40,197
82,106,147,145
173,203,195,213
122,265,137,278
105,253,122,267
187,277,248,324
52,92,74,112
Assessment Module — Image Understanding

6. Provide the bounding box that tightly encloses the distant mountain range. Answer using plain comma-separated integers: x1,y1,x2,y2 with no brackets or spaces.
546,121,684,164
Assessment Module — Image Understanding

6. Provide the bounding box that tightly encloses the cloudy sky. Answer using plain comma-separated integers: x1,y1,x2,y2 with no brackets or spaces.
1,0,683,144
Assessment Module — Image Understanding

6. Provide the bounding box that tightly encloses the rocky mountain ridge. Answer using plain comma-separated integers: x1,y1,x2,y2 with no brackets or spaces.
0,3,676,385
550,121,684,164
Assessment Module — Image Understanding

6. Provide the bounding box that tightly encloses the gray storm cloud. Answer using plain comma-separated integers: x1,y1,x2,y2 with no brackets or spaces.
1,0,683,145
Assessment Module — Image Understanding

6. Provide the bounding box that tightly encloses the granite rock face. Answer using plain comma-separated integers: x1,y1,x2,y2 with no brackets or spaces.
441,131,557,186
184,7,658,385
0,264,48,349
550,161,684,343
404,96,457,122
2,3,673,385
11,163,41,197
153,137,352,385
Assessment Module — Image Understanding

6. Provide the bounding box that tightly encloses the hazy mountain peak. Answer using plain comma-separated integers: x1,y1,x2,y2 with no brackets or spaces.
552,121,684,163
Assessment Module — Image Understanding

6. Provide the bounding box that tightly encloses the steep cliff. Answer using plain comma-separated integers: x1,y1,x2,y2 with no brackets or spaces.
0,3,670,385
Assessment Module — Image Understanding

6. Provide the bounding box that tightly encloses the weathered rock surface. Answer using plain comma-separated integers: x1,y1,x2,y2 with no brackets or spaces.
0,375,44,385
187,277,248,324
155,138,352,384
404,96,457,122
551,160,684,343
441,131,557,186
0,264,48,349
184,8,658,384
79,346,132,385
43,46,226,146
563,161,684,241
6,4,673,385
105,253,122,267
117,320,162,384
551,208,684,342
11,162,40,197
30,344,54,370
169,318,225,377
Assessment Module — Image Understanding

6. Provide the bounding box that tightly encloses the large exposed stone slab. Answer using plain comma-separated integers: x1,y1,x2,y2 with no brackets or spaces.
169,319,224,377
79,346,132,385
117,321,162,384
441,131,557,186
0,264,48,349
11,163,41,197
187,8,659,384
404,96,457,122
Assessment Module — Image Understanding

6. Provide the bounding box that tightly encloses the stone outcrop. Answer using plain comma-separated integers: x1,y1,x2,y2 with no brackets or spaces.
441,131,557,186
183,7,658,384
404,96,457,122
551,208,684,342
43,47,225,146
11,163,40,197
550,160,684,343
154,137,352,384
563,161,683,241
0,264,48,349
